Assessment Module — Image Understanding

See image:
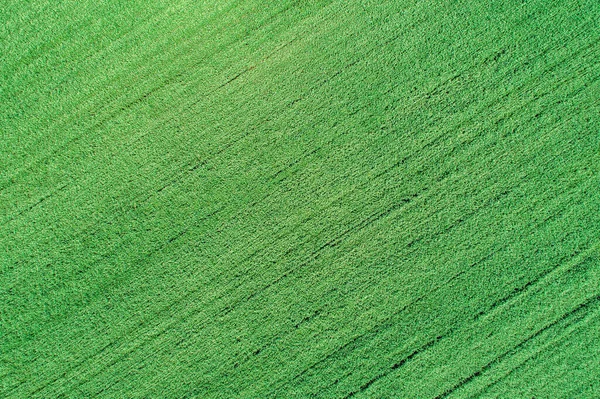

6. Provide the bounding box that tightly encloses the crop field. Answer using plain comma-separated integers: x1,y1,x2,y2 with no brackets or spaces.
1,0,599,397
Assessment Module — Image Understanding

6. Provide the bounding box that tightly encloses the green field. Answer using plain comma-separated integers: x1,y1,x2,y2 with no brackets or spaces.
1,0,599,397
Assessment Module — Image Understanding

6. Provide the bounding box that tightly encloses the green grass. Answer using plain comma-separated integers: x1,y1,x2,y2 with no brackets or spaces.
1,0,599,397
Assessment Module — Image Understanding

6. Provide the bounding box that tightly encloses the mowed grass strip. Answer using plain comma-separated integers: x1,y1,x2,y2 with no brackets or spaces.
1,0,599,397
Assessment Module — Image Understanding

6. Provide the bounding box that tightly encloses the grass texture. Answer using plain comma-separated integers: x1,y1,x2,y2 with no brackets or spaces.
1,0,599,397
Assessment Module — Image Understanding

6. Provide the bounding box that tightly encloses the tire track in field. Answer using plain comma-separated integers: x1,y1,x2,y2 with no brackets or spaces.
113,1,299,127
1,0,589,262
434,294,600,399
0,8,315,299
465,297,600,398
3,207,226,398
5,64,596,396
367,46,600,196
29,91,595,397
220,192,423,317
342,338,441,398
0,0,301,199
312,147,599,395
0,0,579,221
270,146,323,182
251,67,600,327
222,88,580,313
266,175,598,398
1,2,111,76
31,162,445,395
2,0,182,84
339,246,597,399
7,7,596,398
275,253,497,399
0,9,306,251
65,64,600,399
1,183,69,225
7,0,310,178
199,27,600,281
40,194,423,397
3,3,596,399
3,0,586,233
342,238,600,399
0,0,248,176
342,291,600,399
0,2,430,306
271,179,589,396
12,23,592,235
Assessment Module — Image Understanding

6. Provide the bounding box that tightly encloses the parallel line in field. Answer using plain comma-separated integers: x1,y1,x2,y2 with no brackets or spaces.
7,9,596,399
16,98,592,398
467,301,600,398
23,163,466,395
267,177,598,397
370,246,599,399
434,293,600,399
162,166,596,396
5,91,592,399
274,251,501,398
3,1,599,397
2,183,69,224
41,197,423,395
5,22,591,305
0,0,300,196
7,205,224,396
327,239,599,398
228,68,600,328
0,0,575,219
2,0,179,80
253,188,588,397
3,7,591,249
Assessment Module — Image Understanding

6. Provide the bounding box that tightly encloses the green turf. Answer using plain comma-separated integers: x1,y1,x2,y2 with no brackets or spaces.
1,0,599,397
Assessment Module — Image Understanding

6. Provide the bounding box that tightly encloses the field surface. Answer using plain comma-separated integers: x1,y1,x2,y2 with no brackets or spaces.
1,0,600,397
